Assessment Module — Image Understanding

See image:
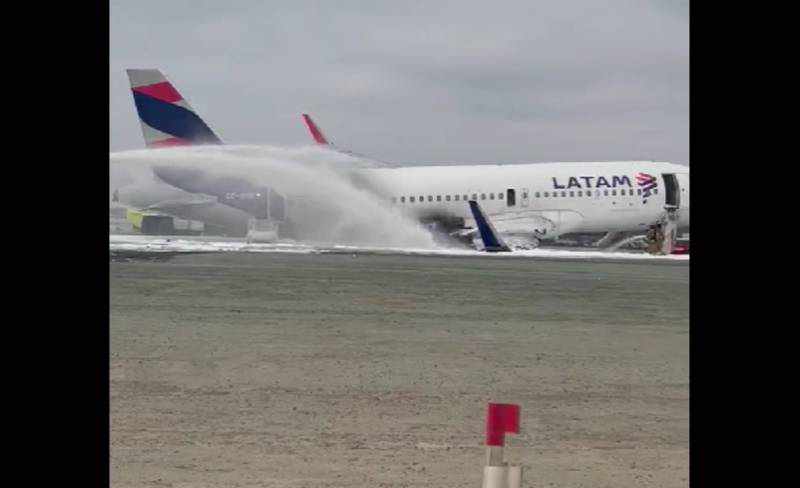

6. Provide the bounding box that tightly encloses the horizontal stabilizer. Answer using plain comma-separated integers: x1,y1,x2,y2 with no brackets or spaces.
468,200,511,252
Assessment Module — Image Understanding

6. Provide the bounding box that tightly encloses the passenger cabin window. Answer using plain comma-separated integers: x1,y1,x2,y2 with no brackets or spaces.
463,194,469,201
472,193,478,201
586,190,591,196
400,196,405,203
481,193,486,200
446,195,451,201
561,191,566,197
498,192,503,200
553,192,558,197
535,192,540,198
410,196,415,202
569,191,574,197
653,188,658,194
544,192,549,197
604,190,609,196
612,190,617,196
454,195,460,201
637,189,642,195
507,189,516,206
436,195,442,202
419,195,423,202
489,193,495,200
577,191,582,197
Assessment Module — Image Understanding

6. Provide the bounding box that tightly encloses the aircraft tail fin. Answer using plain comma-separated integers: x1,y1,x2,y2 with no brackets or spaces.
468,200,511,252
301,113,331,145
126,69,223,148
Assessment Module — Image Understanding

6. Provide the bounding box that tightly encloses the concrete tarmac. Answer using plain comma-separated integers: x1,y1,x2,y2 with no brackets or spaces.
110,252,689,487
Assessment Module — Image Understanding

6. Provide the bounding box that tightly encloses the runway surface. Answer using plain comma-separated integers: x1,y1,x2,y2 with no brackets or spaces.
110,234,689,263
110,251,689,487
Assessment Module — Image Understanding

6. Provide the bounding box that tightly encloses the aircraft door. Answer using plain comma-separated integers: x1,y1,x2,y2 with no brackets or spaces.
661,174,680,208
520,188,530,207
506,188,517,207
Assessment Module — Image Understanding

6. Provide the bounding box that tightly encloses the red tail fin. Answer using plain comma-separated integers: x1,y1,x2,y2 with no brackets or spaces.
302,114,330,145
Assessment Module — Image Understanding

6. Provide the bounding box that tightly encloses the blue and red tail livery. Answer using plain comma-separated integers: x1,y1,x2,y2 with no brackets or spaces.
127,69,222,148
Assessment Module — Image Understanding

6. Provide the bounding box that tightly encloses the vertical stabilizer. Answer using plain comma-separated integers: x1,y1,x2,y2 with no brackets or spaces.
127,69,222,148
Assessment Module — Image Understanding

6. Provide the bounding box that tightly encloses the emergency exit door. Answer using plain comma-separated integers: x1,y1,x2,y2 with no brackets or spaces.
661,174,680,208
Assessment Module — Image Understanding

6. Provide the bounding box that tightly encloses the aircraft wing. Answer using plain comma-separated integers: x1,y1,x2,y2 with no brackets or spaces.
467,200,511,252
301,114,396,168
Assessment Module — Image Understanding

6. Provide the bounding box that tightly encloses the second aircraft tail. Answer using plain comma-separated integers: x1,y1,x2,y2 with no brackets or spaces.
127,69,222,148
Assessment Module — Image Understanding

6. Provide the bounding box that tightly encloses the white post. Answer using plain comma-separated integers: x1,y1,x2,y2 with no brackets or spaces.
481,403,523,488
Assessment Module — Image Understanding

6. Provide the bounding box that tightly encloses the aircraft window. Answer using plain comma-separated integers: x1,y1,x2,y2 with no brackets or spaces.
454,194,460,201
586,190,591,196
569,191,575,197
400,196,405,203
523,191,528,198
544,192,549,197
498,192,504,200
535,192,540,198
481,193,486,200
653,188,658,194
612,190,617,196
446,195,451,201
637,189,642,195
553,192,558,197
604,190,609,196
428,195,433,202
577,191,582,197
436,195,442,202
409,196,415,202
472,193,477,200
489,193,495,200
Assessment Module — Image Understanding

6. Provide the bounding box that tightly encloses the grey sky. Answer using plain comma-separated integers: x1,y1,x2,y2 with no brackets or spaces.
110,0,688,165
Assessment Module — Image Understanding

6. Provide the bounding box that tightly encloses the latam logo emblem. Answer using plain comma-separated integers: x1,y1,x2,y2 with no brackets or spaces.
551,175,632,189
636,173,657,204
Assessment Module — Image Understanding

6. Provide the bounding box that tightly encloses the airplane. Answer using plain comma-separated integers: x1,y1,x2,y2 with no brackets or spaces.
115,69,287,241
117,69,689,254
301,114,689,253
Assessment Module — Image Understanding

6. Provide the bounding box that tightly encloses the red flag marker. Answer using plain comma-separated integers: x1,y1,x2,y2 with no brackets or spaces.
485,403,520,447
483,403,523,487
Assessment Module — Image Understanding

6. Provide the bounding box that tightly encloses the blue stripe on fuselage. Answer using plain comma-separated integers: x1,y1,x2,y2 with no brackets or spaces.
132,92,222,144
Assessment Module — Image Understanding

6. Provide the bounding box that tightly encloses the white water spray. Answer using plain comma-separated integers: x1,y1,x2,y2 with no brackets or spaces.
110,144,439,248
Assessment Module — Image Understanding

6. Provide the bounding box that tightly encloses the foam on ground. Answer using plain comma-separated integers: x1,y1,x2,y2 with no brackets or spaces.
109,234,689,261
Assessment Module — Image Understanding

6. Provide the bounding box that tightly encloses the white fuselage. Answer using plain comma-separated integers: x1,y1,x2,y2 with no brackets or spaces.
359,161,689,238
